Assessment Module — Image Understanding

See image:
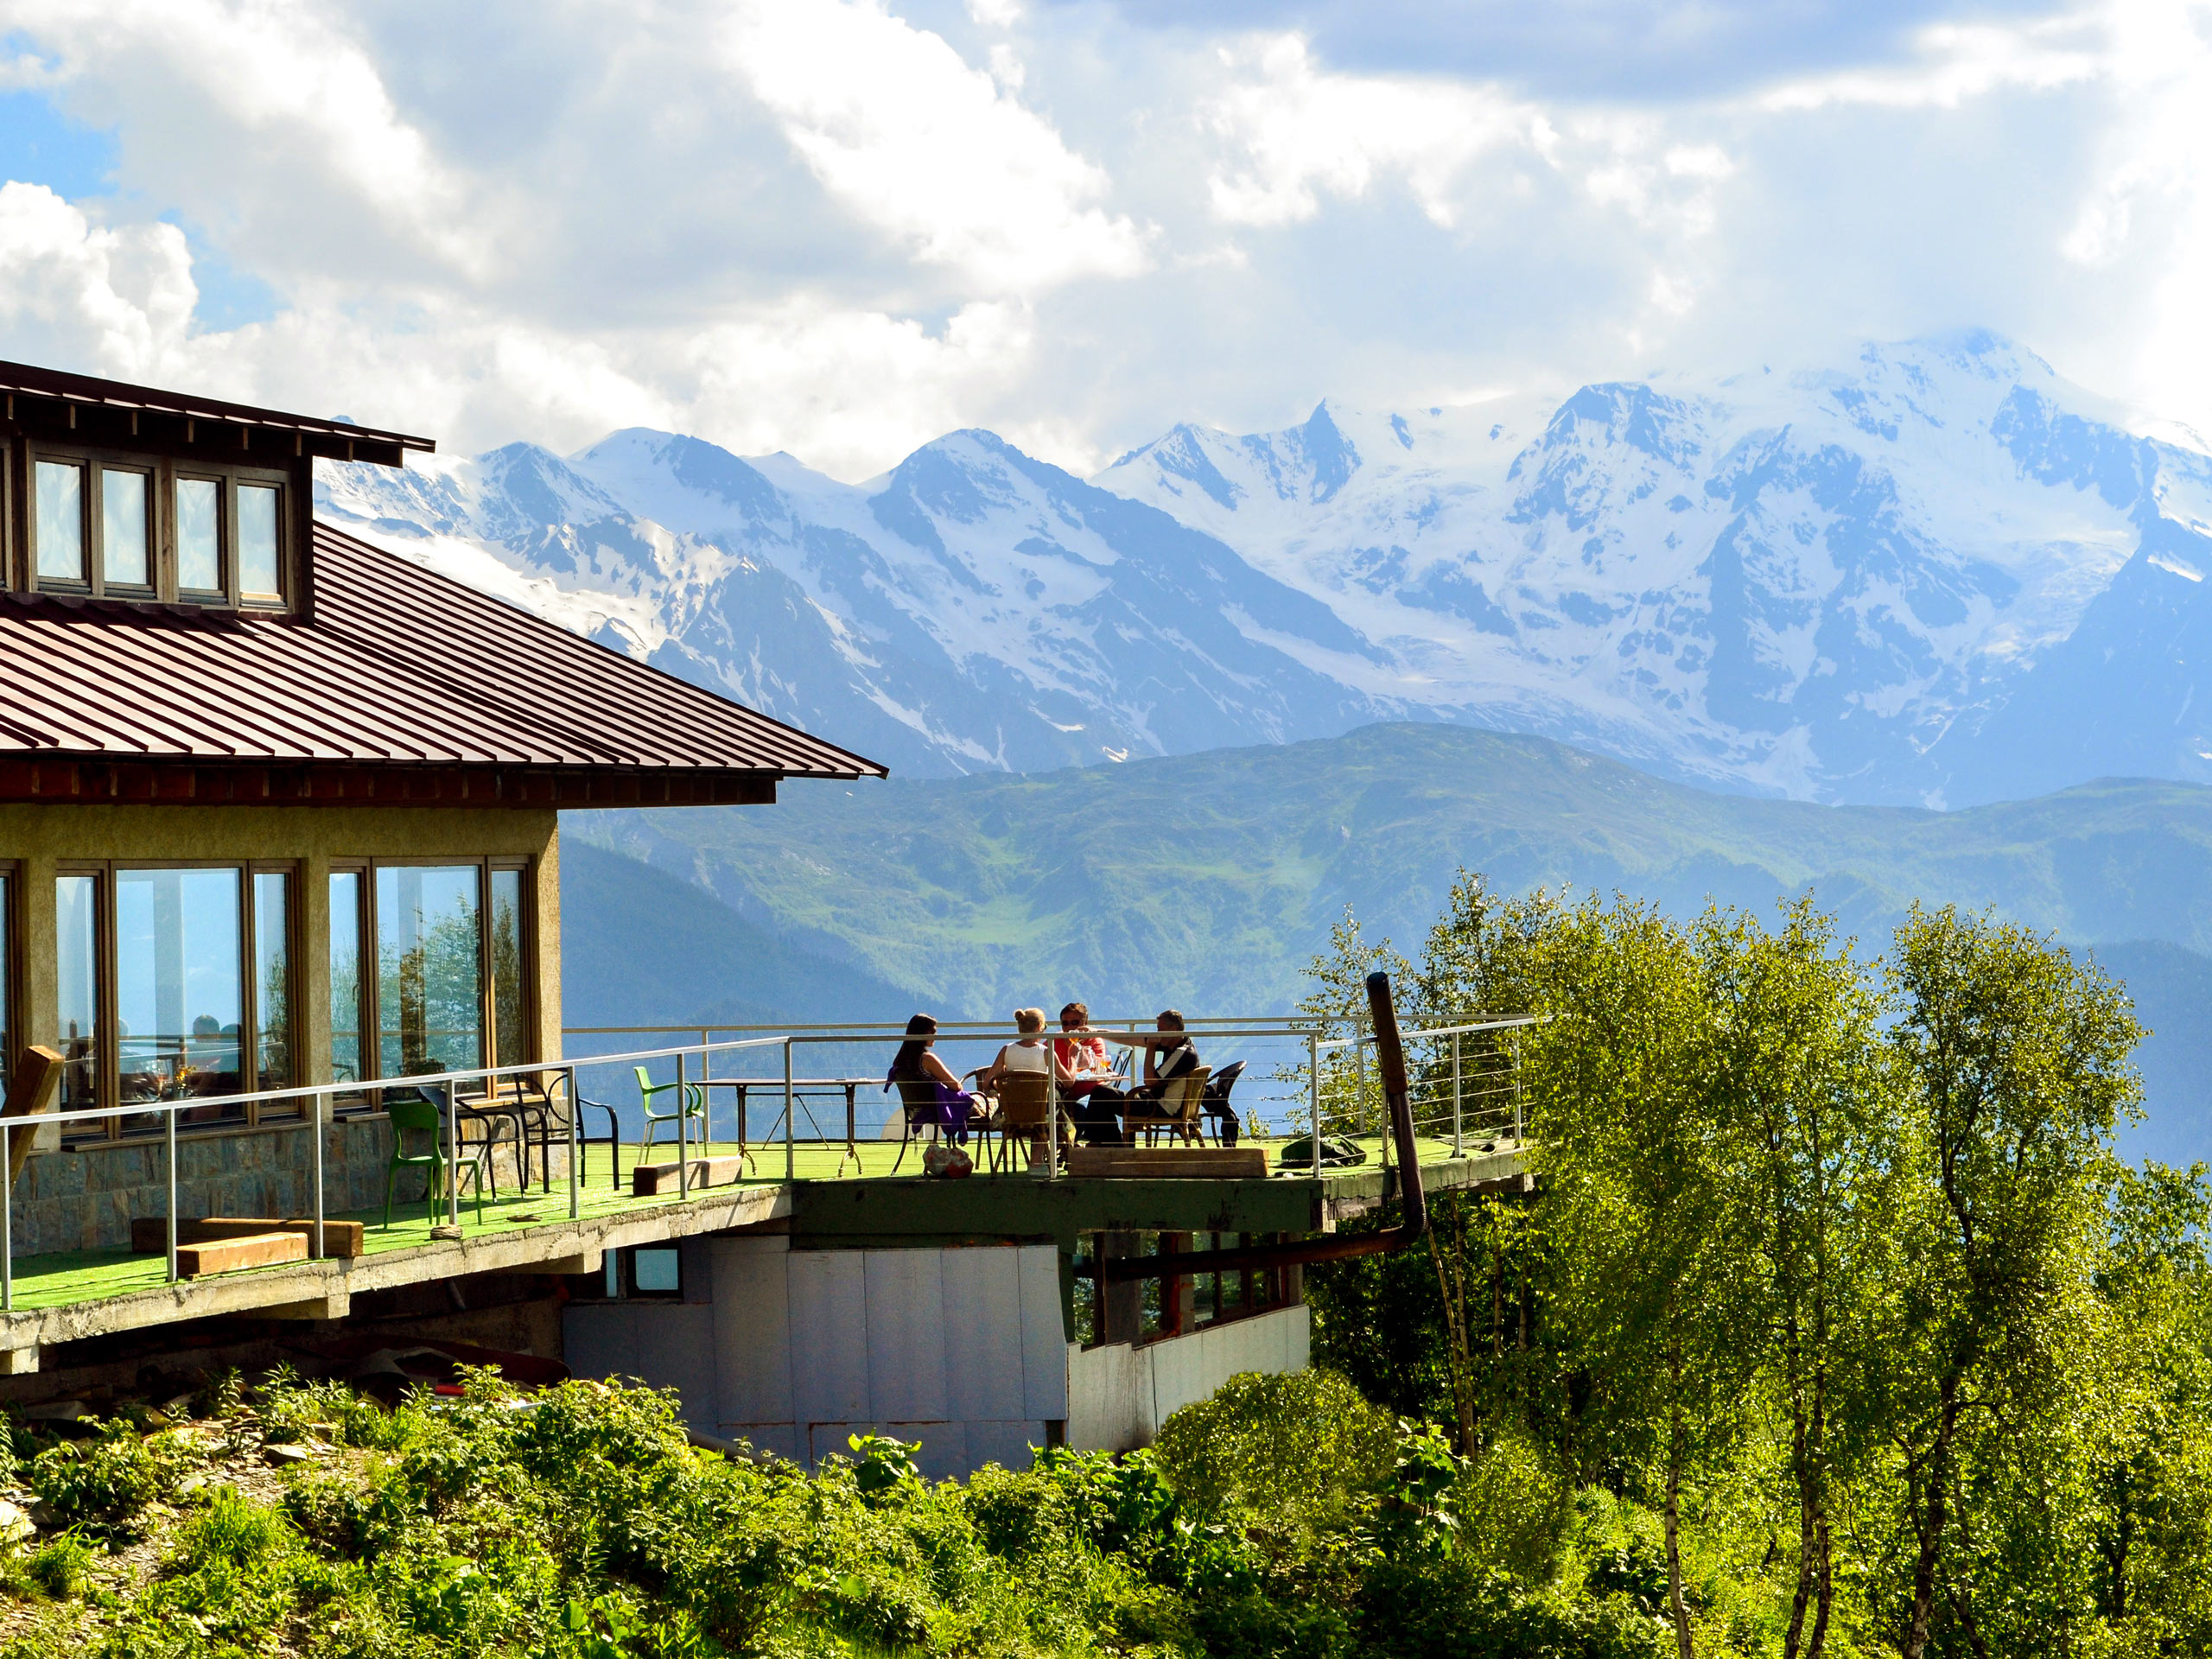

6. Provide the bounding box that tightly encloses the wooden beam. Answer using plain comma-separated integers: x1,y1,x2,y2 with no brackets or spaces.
2,1047,64,1184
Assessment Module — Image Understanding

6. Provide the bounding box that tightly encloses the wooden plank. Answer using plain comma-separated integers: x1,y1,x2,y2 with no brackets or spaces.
1063,1147,1268,1179
1,1047,64,1184
176,1230,308,1278
632,1154,748,1196
129,1217,363,1258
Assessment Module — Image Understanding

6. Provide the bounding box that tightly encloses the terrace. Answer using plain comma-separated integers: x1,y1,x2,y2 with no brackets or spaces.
0,1013,1535,1369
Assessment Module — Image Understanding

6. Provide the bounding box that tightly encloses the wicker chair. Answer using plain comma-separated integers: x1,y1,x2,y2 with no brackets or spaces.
988,1071,1056,1172
1122,1066,1211,1147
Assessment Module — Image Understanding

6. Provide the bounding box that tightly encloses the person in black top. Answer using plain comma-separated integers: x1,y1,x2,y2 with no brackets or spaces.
1081,1011,1202,1135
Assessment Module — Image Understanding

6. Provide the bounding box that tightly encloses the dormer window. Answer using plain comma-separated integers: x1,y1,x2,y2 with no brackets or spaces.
27,447,295,608
1,360,433,615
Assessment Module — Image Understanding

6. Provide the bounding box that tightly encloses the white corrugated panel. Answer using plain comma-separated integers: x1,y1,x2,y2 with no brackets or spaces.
941,1247,1027,1421
1016,1245,1069,1421
788,1250,870,1425
865,1250,949,1423
710,1236,793,1427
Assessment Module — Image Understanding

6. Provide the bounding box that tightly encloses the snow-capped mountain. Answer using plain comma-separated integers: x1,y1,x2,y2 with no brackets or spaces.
317,427,1382,777
315,329,2212,804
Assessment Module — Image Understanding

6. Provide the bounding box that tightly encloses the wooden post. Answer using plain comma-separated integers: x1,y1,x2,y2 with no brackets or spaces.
2,1048,64,1184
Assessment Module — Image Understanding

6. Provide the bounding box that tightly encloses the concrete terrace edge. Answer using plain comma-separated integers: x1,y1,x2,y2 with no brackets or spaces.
0,1185,794,1357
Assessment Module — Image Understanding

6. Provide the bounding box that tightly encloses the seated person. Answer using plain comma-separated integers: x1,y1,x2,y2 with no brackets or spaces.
883,1014,985,1145
977,1007,1080,1094
1051,1002,1115,1096
1084,1011,1203,1135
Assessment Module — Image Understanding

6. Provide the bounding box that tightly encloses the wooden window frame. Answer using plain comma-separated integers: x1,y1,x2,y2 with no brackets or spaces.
0,861,17,1096
353,856,538,1094
58,860,301,1141
23,442,296,610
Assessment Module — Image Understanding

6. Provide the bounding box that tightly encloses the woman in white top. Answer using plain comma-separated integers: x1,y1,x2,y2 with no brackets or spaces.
977,1007,1079,1094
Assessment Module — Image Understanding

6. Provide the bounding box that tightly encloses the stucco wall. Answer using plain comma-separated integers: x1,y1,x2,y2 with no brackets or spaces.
0,801,561,1114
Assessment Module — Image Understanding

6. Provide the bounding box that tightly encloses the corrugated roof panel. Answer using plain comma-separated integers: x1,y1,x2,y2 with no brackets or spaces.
0,524,887,783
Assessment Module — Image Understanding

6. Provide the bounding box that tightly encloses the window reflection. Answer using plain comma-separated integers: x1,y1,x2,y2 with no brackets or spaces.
176,478,220,591
54,875,99,1113
116,869,244,1126
330,871,364,1087
377,866,481,1077
35,461,83,582
238,485,279,596
254,872,292,1103
0,870,11,1095
490,867,525,1069
102,470,151,587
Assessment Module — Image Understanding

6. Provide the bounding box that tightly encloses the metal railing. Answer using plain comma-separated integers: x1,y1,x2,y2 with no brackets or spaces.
0,1013,1538,1312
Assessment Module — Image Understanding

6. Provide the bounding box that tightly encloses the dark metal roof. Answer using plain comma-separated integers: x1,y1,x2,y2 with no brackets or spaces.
0,359,432,462
0,523,886,801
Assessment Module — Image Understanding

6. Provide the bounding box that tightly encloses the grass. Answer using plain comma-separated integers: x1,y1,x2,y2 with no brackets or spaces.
0,1130,1499,1319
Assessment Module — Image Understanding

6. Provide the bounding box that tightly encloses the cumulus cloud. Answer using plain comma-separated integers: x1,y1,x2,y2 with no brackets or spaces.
0,0,2201,480
722,0,1151,294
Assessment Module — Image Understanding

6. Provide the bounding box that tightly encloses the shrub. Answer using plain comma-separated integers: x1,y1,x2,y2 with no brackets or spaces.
24,1531,91,1599
1363,1555,1676,1659
1153,1368,1395,1549
28,1421,183,1541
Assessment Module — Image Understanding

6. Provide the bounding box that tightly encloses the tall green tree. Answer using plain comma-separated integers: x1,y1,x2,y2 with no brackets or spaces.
1696,899,1899,1659
1880,904,2142,1659
1532,896,1753,1659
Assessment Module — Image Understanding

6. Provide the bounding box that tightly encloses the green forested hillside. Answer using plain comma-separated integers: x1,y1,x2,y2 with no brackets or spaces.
563,722,2212,1159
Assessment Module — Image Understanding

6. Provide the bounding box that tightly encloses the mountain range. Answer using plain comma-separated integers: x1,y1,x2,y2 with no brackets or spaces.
561,723,2212,1166
319,328,2212,807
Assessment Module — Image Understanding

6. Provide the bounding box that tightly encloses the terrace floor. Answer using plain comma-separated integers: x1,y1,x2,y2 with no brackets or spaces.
0,1131,1527,1363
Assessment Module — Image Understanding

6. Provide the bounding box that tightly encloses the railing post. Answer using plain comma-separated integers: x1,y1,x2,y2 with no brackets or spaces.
166,1102,180,1282
447,1084,461,1229
311,1089,326,1260
1309,1033,1322,1178
3,1122,13,1314
784,1038,795,1182
1046,1071,1058,1181
677,1049,690,1198
1452,1030,1463,1159
568,1065,581,1220
1513,1029,1524,1144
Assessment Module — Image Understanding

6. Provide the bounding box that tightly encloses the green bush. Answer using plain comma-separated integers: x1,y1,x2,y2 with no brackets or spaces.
1153,1369,1395,1550
29,1421,186,1541
23,1530,92,1600
1362,1556,1675,1659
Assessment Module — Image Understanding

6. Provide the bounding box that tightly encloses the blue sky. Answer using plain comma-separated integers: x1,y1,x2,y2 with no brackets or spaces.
0,1,2199,476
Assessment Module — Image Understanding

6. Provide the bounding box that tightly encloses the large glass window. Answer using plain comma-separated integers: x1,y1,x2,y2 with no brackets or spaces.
115,869,244,1124
177,477,221,592
330,870,365,1086
254,872,292,1096
238,485,280,597
0,868,11,1096
377,866,482,1077
102,469,152,588
54,874,99,1112
489,866,526,1069
35,461,84,582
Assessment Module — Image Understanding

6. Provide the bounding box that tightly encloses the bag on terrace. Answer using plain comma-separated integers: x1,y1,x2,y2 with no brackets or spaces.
923,1142,974,1179
1274,1134,1368,1168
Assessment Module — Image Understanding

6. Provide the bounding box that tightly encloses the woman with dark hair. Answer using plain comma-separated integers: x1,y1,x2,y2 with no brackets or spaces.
885,1014,983,1144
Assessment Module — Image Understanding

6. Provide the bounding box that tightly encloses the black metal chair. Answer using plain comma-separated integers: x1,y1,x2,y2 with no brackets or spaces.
1203,1060,1246,1147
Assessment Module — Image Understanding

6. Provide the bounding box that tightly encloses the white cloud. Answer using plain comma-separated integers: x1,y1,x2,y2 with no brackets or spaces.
0,0,2205,485
1199,36,1539,228
721,0,1151,294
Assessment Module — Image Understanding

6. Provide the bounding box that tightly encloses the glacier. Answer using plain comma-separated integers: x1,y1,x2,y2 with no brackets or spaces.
314,328,2212,806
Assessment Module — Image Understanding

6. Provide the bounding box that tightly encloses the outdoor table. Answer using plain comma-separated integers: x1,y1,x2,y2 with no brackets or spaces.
695,1077,876,1173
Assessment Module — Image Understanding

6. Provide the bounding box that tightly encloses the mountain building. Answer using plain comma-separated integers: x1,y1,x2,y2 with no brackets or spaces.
0,360,1456,1471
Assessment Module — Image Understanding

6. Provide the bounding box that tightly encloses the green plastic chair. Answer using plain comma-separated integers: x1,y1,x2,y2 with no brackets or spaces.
634,1065,706,1160
384,1095,490,1228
